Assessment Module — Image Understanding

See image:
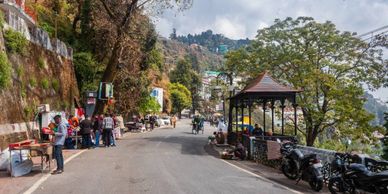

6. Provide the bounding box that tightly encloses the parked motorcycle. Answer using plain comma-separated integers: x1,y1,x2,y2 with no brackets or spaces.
328,153,388,194
280,141,324,191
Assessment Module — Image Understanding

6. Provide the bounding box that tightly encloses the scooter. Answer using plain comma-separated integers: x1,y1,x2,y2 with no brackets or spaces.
280,141,324,191
328,153,388,194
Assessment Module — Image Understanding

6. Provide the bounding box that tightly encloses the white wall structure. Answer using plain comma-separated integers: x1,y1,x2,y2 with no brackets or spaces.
151,87,163,112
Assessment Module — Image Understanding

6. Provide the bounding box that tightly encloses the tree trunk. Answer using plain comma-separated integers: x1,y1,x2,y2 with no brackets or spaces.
306,126,319,146
93,35,123,115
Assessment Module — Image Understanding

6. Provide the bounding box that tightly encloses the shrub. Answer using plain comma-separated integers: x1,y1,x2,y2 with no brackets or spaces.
0,11,4,29
16,66,24,77
29,77,37,87
37,57,45,69
4,29,28,54
41,78,49,89
0,52,11,89
20,85,26,98
52,79,60,92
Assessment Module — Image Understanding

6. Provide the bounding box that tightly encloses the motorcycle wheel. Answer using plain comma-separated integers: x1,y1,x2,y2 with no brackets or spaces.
281,160,298,180
309,179,323,192
328,177,346,194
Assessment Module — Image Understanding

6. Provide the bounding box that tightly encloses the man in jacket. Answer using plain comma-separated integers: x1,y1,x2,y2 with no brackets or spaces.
52,115,67,174
80,115,93,149
103,113,114,147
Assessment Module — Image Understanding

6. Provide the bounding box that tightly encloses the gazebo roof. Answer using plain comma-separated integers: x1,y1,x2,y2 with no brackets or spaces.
231,71,301,100
243,71,300,93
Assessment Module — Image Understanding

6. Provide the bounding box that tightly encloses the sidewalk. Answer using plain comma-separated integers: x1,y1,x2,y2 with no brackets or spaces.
207,144,330,194
0,149,84,194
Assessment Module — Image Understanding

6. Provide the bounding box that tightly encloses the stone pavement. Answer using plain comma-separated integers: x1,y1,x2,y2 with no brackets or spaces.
0,149,84,194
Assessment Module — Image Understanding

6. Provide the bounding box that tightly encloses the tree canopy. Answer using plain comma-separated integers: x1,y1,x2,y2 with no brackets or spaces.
139,96,161,115
226,17,388,146
168,83,191,117
170,57,202,113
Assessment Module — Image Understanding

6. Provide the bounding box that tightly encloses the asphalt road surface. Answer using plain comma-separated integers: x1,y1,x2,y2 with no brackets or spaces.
33,119,298,194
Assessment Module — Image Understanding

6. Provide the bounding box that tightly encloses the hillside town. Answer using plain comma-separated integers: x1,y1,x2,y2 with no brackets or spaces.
1,0,388,194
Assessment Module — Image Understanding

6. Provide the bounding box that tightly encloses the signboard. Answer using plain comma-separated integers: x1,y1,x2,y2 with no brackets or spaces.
87,98,96,105
98,82,114,100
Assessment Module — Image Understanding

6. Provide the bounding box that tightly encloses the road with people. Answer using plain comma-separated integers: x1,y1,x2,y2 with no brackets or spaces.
31,119,299,194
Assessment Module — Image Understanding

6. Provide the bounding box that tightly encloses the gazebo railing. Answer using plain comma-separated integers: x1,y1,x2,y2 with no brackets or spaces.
251,135,296,168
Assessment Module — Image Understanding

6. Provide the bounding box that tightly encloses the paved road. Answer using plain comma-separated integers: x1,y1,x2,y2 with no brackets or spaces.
33,119,297,194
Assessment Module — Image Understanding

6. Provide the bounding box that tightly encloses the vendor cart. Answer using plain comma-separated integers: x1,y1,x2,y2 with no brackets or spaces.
9,141,52,176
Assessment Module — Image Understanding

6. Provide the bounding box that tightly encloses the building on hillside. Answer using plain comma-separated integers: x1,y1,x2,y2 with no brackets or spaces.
200,71,220,100
218,44,228,54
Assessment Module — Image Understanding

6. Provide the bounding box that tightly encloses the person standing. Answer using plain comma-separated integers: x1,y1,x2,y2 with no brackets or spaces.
149,115,156,130
252,124,263,136
171,115,177,128
110,114,117,147
103,113,114,147
52,115,66,174
80,115,93,149
93,115,102,148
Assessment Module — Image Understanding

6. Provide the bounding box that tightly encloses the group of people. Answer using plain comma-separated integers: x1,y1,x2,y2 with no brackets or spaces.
50,113,120,175
80,113,119,148
64,113,120,149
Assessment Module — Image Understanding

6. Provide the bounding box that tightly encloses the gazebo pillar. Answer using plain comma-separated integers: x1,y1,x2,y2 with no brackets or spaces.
248,99,252,135
280,99,285,135
271,100,275,133
241,102,244,132
262,100,267,135
235,100,238,132
293,103,298,136
228,98,233,134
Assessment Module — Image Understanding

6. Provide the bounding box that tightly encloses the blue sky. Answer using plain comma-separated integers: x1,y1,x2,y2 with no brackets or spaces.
154,0,388,101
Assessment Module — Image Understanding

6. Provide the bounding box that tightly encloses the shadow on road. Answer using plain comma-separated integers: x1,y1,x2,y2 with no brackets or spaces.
143,135,209,156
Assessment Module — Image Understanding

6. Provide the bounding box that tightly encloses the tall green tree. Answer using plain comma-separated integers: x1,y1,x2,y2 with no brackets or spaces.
226,17,388,146
169,83,191,118
139,96,161,115
170,57,202,114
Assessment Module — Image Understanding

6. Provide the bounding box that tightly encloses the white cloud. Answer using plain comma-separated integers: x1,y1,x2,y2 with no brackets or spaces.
214,17,246,39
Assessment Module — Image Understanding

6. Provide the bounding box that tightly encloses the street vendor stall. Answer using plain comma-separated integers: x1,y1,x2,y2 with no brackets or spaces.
8,140,52,176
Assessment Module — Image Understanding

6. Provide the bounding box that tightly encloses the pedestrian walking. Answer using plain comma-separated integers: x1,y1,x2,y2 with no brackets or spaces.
103,113,114,147
80,115,93,149
52,115,66,174
171,115,177,128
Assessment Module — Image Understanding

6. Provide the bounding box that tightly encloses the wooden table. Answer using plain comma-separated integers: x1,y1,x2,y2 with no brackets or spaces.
9,143,52,175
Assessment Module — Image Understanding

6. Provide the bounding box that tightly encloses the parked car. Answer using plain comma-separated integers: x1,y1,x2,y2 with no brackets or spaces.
160,116,171,125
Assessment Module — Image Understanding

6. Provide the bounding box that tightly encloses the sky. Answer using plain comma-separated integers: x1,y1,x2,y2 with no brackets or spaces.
154,0,388,101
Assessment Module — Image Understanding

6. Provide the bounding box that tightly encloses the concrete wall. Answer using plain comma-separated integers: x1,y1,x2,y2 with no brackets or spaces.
297,145,337,164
